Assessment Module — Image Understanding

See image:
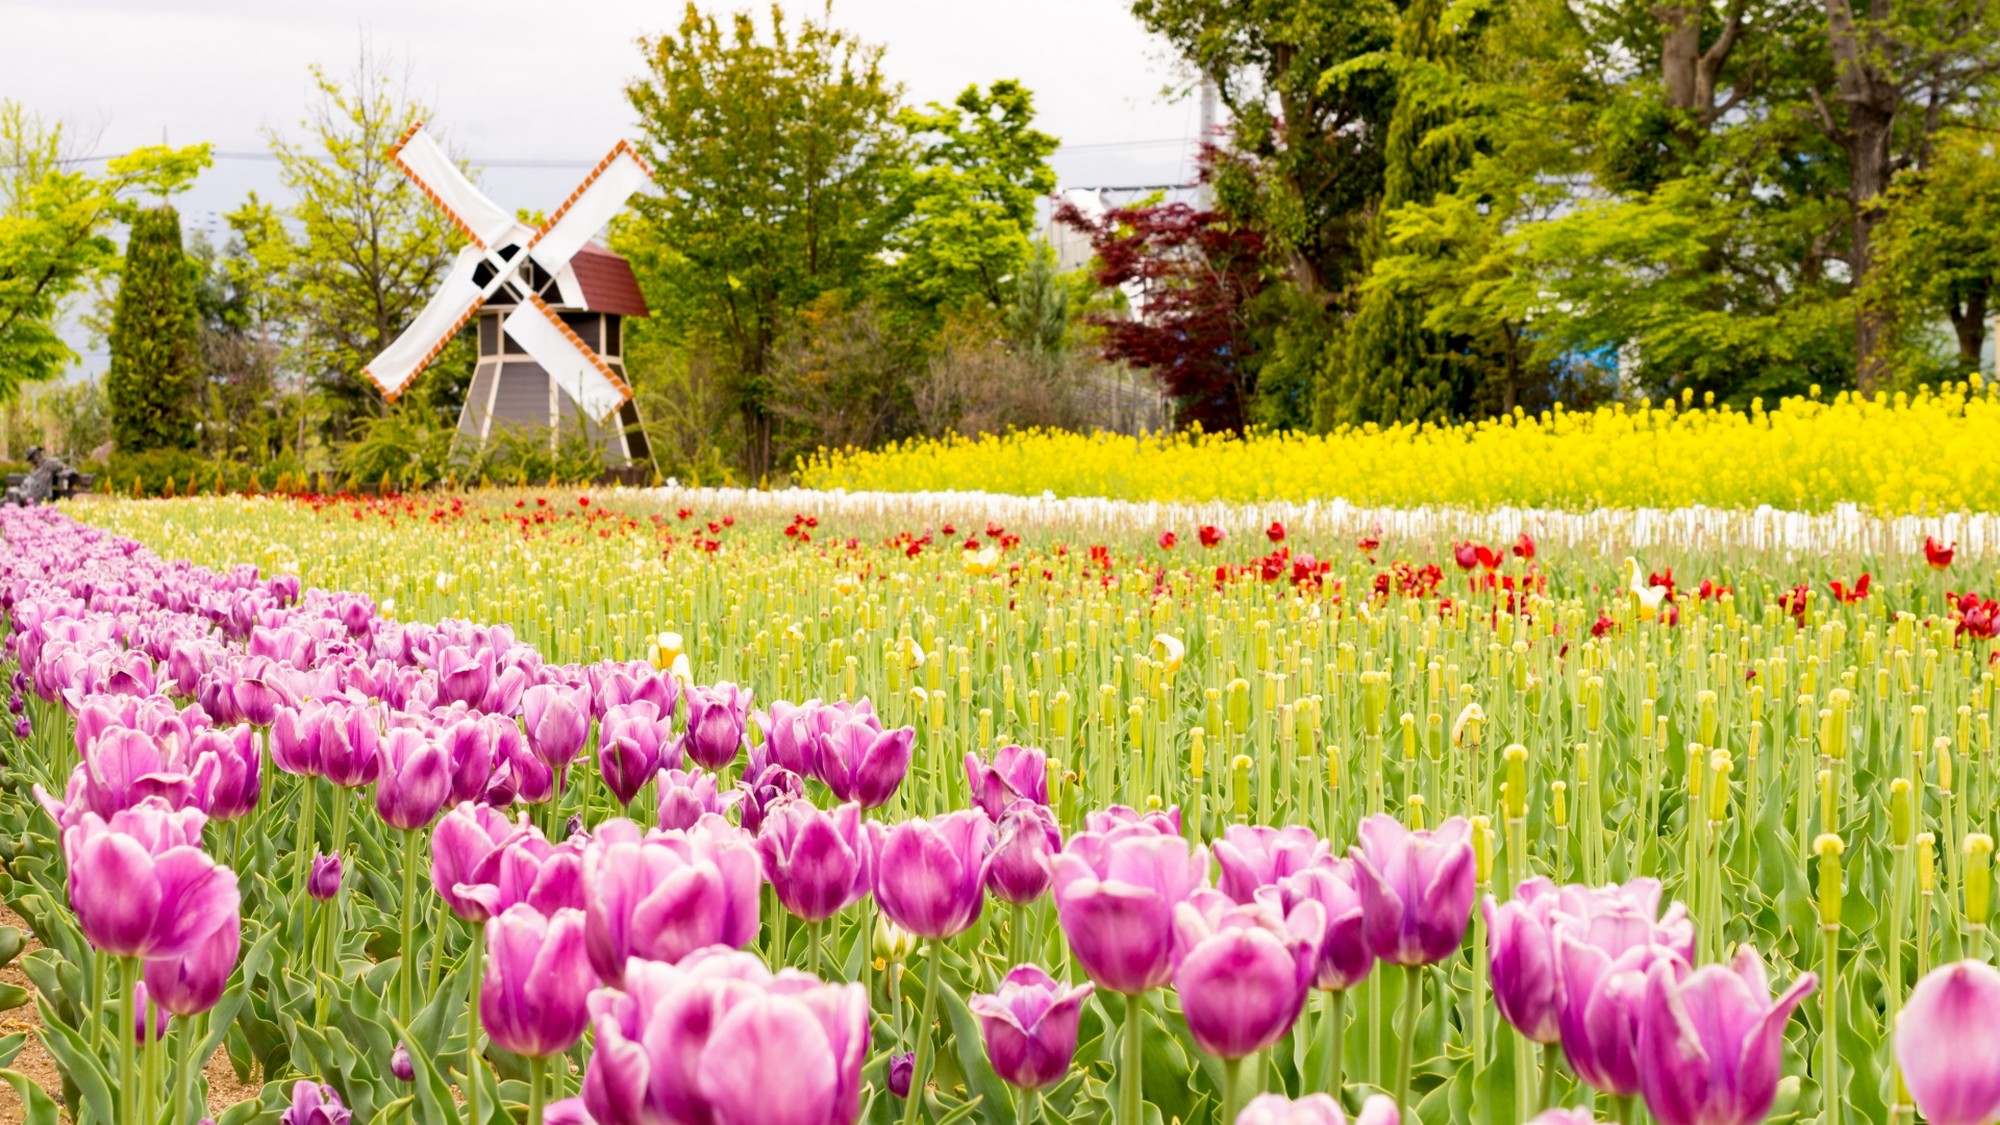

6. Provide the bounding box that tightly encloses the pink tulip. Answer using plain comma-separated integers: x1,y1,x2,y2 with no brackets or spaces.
1637,947,1815,1125
374,727,450,831
481,905,594,1058
757,800,872,924
681,682,751,771
1051,824,1208,994
964,743,1048,818
1348,814,1475,966
1214,824,1329,904
63,801,239,960
582,816,762,985
969,964,1093,1090
1895,961,2000,1125
1170,889,1323,1059
866,809,990,939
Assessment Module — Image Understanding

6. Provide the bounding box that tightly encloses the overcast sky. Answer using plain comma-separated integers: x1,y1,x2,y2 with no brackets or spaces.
6,0,1203,253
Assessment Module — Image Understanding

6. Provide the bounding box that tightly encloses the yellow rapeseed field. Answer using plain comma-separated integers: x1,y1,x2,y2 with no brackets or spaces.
800,383,2000,513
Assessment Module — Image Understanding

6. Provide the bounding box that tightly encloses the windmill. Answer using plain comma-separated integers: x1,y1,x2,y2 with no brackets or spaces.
363,122,655,465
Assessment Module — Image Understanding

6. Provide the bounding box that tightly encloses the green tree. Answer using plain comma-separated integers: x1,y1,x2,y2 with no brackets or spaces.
1328,0,1477,426
1864,129,2000,378
0,102,208,399
106,207,203,452
268,58,471,442
883,81,1057,319
623,4,907,479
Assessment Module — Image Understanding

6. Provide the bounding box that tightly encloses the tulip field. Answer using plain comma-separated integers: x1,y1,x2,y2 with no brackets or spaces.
1,487,1998,1125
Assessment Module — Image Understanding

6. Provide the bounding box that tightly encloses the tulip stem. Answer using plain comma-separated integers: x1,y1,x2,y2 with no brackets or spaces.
117,956,137,1125
1010,902,1027,969
468,924,484,1125
401,826,419,1028
1394,965,1421,1121
1822,922,1840,1125
1221,1054,1246,1125
528,1055,547,1125
1322,990,1345,1101
810,920,825,978
1120,991,1145,1125
142,997,158,1125
1537,1043,1558,1113
902,940,944,1125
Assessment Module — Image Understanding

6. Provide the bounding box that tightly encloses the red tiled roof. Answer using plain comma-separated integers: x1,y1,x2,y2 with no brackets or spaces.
569,242,650,318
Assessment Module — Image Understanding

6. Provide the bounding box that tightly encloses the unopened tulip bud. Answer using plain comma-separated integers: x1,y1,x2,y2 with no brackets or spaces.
1228,679,1251,730
1815,834,1844,929
1967,834,1994,927
1639,698,1656,740
1400,714,1416,759
1471,814,1494,884
1583,676,1604,734
1697,690,1718,746
1408,793,1427,830
1890,779,1914,846
1232,754,1252,820
874,914,917,963
1551,780,1568,827
1503,744,1528,820
1362,672,1388,728
1938,737,1955,792
1918,833,1937,893
1910,705,1929,761
1190,727,1206,779
1707,751,1732,823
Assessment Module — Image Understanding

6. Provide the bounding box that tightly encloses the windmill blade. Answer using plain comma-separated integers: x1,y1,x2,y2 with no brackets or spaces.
388,122,526,250
500,294,632,423
527,141,653,273
362,245,486,400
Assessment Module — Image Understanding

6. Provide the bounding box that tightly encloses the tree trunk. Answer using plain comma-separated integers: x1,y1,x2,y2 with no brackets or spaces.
1660,2,1702,111
1823,0,1899,393
1951,286,1989,372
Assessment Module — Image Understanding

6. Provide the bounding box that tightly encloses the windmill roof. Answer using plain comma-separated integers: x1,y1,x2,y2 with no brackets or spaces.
570,242,650,318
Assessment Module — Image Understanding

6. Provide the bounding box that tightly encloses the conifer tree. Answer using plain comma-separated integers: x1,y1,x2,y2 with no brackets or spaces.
107,205,202,451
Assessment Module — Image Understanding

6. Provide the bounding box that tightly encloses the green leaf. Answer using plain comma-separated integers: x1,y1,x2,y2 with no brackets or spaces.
0,1067,61,1125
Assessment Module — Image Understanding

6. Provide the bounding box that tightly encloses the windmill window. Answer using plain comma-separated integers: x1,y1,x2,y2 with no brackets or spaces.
479,316,499,355
605,317,621,356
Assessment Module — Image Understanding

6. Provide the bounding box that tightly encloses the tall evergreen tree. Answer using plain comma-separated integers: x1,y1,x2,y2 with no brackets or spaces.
107,205,201,452
1326,0,1475,426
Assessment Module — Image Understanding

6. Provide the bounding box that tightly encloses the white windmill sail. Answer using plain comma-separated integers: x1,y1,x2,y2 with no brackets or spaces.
362,245,485,399
501,294,632,422
529,141,653,274
361,123,651,422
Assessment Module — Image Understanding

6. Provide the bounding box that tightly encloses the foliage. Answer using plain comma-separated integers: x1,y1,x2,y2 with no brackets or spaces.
804,381,2000,512
106,206,202,453
0,102,208,399
1054,193,1267,431
1863,128,2000,380
768,293,918,454
266,59,473,441
882,81,1058,318
623,4,909,481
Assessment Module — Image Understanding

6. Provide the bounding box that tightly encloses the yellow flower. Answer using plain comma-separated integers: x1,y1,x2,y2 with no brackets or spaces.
963,545,1001,576
1625,557,1669,619
1151,633,1186,679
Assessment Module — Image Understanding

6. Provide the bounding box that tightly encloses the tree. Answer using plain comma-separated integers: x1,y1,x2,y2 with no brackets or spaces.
1864,129,2000,377
106,207,203,452
191,196,296,462
1328,0,1479,426
882,81,1058,319
1055,196,1266,431
267,57,471,441
0,102,208,400
1808,0,2000,389
623,4,907,479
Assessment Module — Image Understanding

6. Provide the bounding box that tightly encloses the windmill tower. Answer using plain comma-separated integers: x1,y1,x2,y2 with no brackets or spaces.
363,123,655,467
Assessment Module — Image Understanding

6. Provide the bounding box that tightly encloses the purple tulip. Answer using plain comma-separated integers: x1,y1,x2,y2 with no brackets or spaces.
737,763,806,835
968,964,1094,1089
481,904,594,1058
581,947,868,1125
431,801,522,922
280,1080,351,1125
62,803,240,960
317,703,382,789
524,682,593,781
600,700,673,807
1637,947,1815,1125
459,831,586,918
965,744,1048,818
755,700,822,776
374,727,450,831
437,645,493,708
1526,1112,1597,1125
1268,859,1372,991
888,1051,915,1099
681,682,751,771
758,801,872,924
1214,824,1329,904
132,980,169,1042
271,706,322,778
986,802,1062,905
1551,878,1697,1099
582,816,762,985
817,718,913,809
499,718,555,805
1483,877,1563,1043
1084,804,1181,836
390,1042,414,1083
191,724,260,821
143,911,240,1016
1348,814,1475,966
1896,961,2000,1125
656,768,728,831
1236,1093,1401,1125
866,809,990,939
308,853,343,900
1170,889,1323,1059
1051,825,1209,994
440,716,500,806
